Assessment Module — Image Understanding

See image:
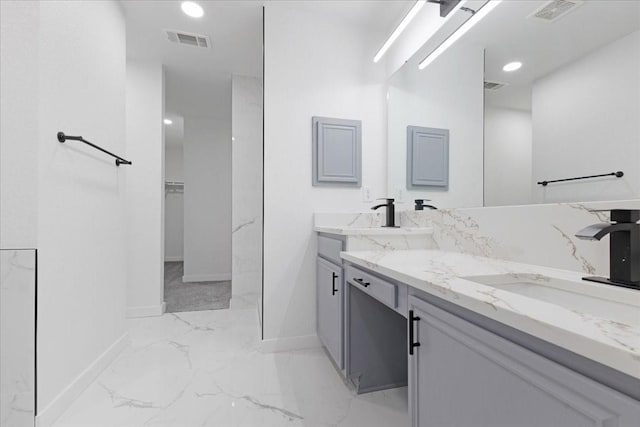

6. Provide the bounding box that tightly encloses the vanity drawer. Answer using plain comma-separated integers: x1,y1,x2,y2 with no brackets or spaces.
346,264,397,309
318,235,344,264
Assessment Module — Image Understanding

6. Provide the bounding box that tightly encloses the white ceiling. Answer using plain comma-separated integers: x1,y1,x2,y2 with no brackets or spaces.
122,0,413,146
290,1,414,34
122,0,263,122
469,0,640,111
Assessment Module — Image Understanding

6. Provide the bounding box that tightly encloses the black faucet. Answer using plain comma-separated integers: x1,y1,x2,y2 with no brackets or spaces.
415,199,437,210
575,209,640,290
371,198,398,228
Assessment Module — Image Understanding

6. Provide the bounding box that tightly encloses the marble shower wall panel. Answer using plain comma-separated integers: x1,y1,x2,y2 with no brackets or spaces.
1,249,36,427
400,200,640,275
231,75,263,301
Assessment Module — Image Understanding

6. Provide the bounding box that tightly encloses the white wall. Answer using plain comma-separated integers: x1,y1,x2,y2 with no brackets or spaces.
231,75,263,302
484,106,532,206
387,41,484,208
164,147,184,261
125,60,165,317
0,0,39,249
35,0,128,421
263,2,388,342
183,118,232,282
532,30,640,204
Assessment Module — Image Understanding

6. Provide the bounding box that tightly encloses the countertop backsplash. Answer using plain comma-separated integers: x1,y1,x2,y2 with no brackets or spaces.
314,211,388,229
315,199,640,276
400,200,640,276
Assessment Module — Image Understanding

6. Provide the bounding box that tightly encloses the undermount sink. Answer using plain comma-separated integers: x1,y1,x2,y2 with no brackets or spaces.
464,273,640,326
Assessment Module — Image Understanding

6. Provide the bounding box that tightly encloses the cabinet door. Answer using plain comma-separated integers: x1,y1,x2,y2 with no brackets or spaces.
408,295,640,427
317,257,343,369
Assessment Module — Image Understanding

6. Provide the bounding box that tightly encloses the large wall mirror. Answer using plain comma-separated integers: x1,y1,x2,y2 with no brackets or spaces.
387,0,640,208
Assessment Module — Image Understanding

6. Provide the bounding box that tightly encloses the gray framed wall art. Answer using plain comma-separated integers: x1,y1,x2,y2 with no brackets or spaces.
312,117,362,187
407,125,449,189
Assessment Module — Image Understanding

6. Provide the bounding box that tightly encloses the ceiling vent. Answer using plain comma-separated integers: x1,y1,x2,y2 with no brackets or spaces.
484,81,508,91
528,0,583,23
165,29,210,48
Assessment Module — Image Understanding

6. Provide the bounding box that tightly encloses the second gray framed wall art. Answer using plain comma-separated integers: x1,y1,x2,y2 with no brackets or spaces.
407,125,449,190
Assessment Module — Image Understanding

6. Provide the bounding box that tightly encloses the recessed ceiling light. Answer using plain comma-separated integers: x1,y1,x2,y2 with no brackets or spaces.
181,1,204,18
503,61,523,72
164,119,173,125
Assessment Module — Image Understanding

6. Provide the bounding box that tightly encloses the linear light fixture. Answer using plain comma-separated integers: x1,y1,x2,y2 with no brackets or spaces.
418,0,502,70
374,1,427,63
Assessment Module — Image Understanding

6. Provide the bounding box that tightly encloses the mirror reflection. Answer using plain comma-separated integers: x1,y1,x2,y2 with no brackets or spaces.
387,0,640,208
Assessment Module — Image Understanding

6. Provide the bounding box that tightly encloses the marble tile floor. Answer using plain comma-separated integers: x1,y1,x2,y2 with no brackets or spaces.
164,262,231,313
53,305,408,426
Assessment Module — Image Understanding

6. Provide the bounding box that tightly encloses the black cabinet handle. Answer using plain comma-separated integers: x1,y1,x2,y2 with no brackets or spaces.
353,277,370,287
332,272,338,295
409,310,421,355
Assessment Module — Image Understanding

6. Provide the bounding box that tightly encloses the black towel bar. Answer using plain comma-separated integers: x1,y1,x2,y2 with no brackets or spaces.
57,132,131,166
538,171,623,187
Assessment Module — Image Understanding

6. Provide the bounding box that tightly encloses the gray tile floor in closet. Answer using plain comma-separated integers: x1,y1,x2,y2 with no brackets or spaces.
164,262,231,312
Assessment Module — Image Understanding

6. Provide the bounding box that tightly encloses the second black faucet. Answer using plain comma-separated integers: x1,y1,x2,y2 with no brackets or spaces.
415,199,438,210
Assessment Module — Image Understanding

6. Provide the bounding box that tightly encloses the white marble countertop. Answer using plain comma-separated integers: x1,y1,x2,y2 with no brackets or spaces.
340,249,640,379
314,226,433,236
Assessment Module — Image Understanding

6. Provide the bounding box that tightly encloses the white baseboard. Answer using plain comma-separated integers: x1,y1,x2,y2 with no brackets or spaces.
259,334,321,353
164,256,183,262
126,301,166,318
182,273,231,282
36,332,130,427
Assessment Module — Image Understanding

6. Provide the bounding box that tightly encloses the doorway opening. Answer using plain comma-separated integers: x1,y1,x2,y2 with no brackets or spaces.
124,1,263,320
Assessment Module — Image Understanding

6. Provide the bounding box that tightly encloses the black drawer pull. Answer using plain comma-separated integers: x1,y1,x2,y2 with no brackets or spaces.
409,310,421,355
353,277,370,287
332,272,339,295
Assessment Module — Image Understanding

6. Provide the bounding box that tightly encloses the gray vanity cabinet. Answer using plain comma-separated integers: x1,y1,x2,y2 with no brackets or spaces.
408,294,640,427
316,234,346,370
316,257,343,368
